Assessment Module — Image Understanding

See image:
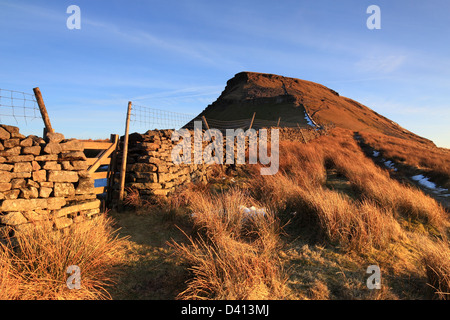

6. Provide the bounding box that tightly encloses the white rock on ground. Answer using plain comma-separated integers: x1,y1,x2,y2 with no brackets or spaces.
239,205,267,221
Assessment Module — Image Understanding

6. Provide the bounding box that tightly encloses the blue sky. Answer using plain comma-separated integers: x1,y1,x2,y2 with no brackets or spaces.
1,0,449,147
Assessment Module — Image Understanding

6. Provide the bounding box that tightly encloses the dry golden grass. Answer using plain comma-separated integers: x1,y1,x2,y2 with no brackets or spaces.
0,240,20,300
304,189,403,251
307,279,330,300
359,130,450,188
244,127,449,299
251,170,404,252
323,129,448,230
326,150,448,230
422,239,450,300
106,126,450,300
0,214,127,300
248,130,412,251
170,189,289,300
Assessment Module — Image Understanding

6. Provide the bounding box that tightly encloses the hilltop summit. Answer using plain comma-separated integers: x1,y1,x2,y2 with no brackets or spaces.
193,71,434,146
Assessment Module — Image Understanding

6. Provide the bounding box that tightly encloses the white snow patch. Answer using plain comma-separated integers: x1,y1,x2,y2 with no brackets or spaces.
372,150,380,157
304,110,315,127
381,158,397,171
412,175,435,189
384,160,397,171
411,174,448,193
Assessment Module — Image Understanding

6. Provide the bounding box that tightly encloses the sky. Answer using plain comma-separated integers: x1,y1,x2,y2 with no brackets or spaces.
0,0,449,147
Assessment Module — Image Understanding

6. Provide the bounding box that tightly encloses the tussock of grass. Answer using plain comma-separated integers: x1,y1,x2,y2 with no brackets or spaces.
0,214,127,300
301,188,403,251
170,189,289,300
422,239,450,300
244,128,449,299
0,241,20,300
327,146,448,230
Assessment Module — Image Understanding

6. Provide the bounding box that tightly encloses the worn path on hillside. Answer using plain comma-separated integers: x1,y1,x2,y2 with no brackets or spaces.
353,132,450,210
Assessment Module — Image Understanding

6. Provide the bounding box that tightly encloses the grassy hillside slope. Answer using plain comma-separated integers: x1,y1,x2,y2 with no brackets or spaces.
194,72,434,147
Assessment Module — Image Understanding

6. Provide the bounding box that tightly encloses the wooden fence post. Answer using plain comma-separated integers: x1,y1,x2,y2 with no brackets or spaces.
33,87,54,135
248,112,256,130
201,115,210,131
201,115,212,141
297,123,307,143
119,101,132,203
277,117,281,127
301,131,307,143
107,134,119,206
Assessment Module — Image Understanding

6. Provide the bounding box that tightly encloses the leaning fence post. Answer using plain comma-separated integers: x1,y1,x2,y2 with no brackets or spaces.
277,117,281,127
201,115,210,131
201,115,213,141
297,123,307,143
248,112,256,130
119,101,132,203
33,87,54,135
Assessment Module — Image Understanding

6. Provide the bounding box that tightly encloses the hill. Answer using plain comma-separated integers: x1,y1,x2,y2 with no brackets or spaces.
192,71,434,146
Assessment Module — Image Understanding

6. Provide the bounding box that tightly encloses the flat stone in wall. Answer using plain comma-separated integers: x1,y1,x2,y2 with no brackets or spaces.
0,124,102,238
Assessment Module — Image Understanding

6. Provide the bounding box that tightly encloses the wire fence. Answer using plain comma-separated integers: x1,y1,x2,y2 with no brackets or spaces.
0,88,42,125
129,102,313,132
184,117,310,131
130,103,196,130
0,91,316,132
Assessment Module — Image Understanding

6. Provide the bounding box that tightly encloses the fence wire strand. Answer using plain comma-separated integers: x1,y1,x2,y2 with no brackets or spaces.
129,102,313,131
130,103,196,130
0,88,41,125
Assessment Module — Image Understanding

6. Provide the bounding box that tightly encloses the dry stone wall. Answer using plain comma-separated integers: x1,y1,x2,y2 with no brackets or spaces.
0,122,325,231
119,126,322,200
275,127,323,142
0,124,101,237
117,129,214,199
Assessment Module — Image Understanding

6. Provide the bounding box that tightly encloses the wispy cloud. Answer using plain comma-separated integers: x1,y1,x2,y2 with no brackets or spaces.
130,86,223,101
71,86,222,110
355,55,406,74
0,1,240,70
80,19,241,70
